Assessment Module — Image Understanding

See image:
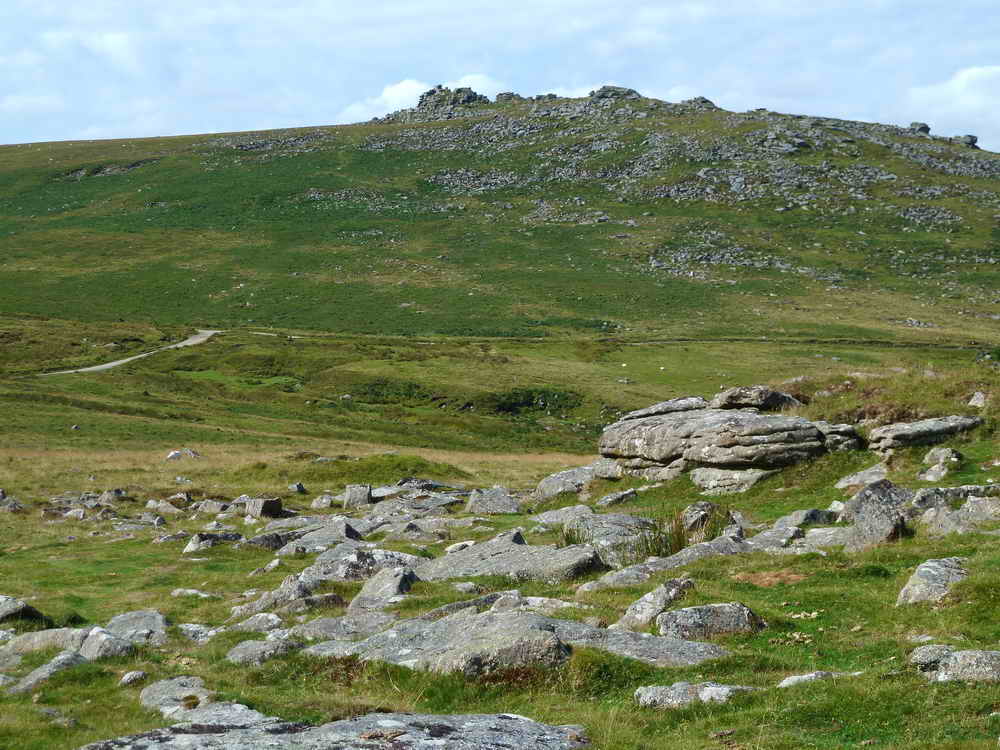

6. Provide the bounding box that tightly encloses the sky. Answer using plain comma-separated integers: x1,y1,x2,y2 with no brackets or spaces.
1,1,998,150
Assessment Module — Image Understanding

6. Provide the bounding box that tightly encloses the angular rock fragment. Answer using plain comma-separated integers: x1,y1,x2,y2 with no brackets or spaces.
348,566,418,611
868,416,982,455
139,675,214,717
578,531,750,594
0,595,50,626
690,467,778,494
465,486,520,514
414,530,604,583
107,610,169,646
7,650,87,694
932,650,1000,683
226,638,301,666
896,557,967,605
777,670,858,687
635,681,754,708
835,462,888,490
656,602,766,639
535,465,596,500
562,513,657,567
611,579,694,631
709,385,801,411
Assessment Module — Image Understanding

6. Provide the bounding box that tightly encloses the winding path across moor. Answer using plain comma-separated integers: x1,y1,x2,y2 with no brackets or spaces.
40,330,222,376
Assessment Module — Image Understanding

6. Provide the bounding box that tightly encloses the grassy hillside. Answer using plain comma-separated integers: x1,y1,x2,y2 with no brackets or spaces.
0,86,999,749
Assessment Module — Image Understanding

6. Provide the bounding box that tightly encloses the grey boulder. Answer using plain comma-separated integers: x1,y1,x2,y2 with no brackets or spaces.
226,638,301,666
562,513,657,568
600,409,825,470
414,530,604,583
868,416,982,455
656,602,766,640
139,675,215,717
107,609,169,646
0,595,50,626
611,579,694,631
896,557,967,605
708,385,801,411
932,650,1000,683
535,465,596,500
305,609,570,677
690,467,778,494
635,681,754,708
835,462,888,490
6,649,87,694
466,486,521,514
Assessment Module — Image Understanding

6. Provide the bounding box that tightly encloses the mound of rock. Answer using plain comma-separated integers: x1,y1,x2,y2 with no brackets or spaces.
869,416,982,456
79,711,591,749
414,529,604,583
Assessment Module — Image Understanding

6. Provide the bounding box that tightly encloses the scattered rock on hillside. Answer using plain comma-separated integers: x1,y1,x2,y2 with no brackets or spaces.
896,557,968,605
414,530,604,583
868,416,983,456
690,467,778,494
596,488,637,507
843,485,909,554
778,670,860,687
578,530,750,593
656,602,766,639
79,712,592,750
305,609,570,676
635,681,755,708
709,385,801,411
182,531,243,554
531,505,594,526
535,465,596,500
932,650,1000,682
910,644,955,672
79,627,134,660
968,391,988,408
139,675,214,717
348,566,418,611
119,670,146,687
466,486,520,514
291,611,397,642
226,638,302,666
6,650,87,694
562,513,657,567
839,480,914,522
813,421,865,451
106,610,169,646
611,579,694,631
619,397,708,421
773,509,838,528
0,595,50,625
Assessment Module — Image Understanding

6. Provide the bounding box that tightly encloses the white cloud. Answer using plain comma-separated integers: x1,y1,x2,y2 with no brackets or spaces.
335,79,432,123
0,93,65,114
335,74,507,124
907,66,1000,148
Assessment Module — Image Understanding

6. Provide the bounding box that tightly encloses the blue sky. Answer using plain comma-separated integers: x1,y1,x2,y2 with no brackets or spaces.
2,0,998,149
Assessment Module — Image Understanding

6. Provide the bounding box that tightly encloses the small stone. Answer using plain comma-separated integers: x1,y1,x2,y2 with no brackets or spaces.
119,670,147,687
